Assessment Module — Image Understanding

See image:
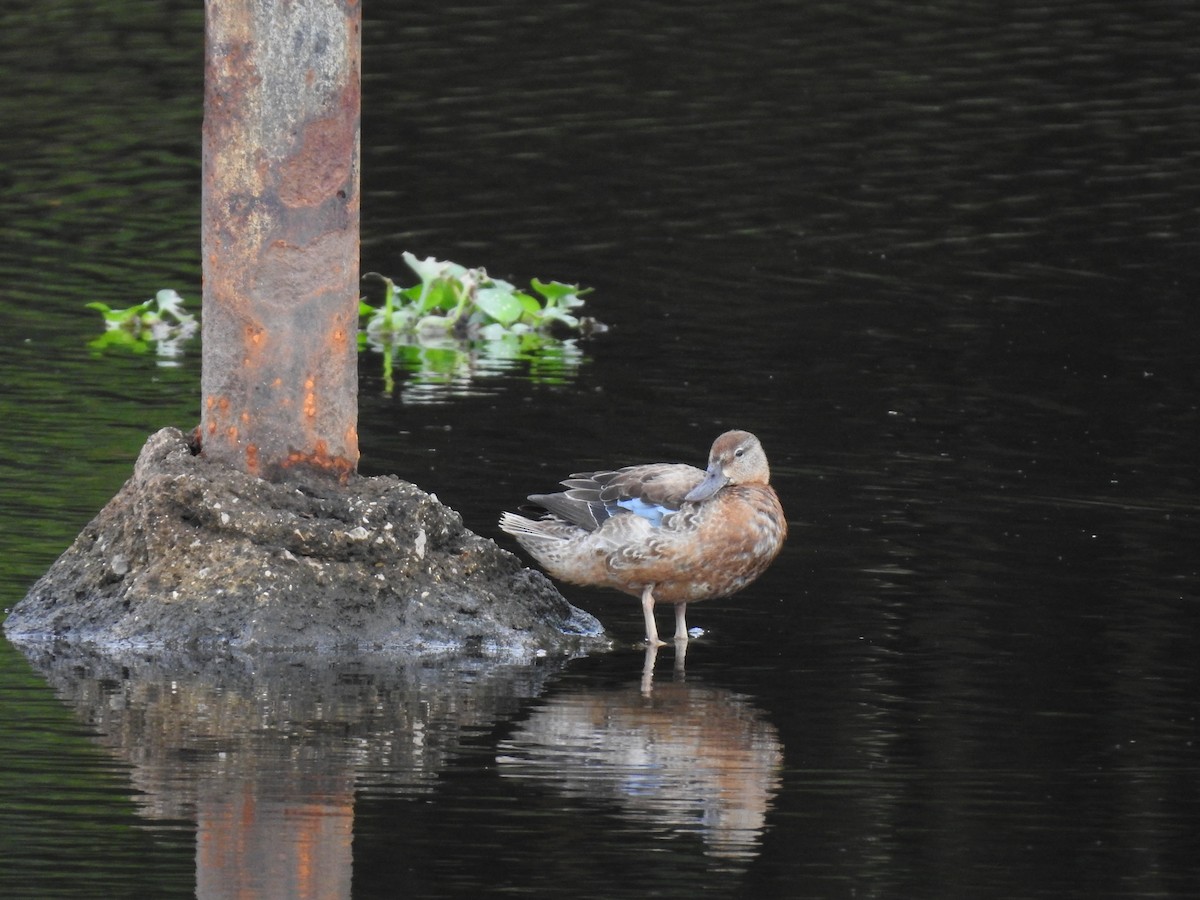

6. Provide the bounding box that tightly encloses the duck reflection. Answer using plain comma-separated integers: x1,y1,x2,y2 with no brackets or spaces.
497,652,784,863
15,644,566,900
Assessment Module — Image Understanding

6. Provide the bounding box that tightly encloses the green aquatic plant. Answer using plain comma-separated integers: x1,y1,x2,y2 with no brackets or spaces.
86,289,198,363
360,251,598,340
85,255,603,397
358,252,604,400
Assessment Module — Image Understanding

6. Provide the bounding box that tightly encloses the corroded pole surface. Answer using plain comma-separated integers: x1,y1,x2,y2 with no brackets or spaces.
201,0,361,482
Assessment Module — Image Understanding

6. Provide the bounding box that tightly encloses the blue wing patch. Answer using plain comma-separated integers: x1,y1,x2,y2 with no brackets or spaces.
614,497,673,527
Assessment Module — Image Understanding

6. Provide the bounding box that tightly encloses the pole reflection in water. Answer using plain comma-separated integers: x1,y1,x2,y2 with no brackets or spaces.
498,651,783,866
13,643,568,900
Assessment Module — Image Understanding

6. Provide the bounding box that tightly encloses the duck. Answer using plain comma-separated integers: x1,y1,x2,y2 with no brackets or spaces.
499,430,786,645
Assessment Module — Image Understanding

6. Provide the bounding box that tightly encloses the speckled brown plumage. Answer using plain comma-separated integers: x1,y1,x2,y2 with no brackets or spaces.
500,430,786,645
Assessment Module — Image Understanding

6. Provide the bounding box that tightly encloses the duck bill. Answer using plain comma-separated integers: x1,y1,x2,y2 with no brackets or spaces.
684,467,727,502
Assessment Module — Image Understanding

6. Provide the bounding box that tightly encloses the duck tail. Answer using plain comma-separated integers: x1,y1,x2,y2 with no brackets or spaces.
498,511,544,539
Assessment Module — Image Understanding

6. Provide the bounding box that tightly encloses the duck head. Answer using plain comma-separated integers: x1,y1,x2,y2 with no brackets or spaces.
684,430,771,503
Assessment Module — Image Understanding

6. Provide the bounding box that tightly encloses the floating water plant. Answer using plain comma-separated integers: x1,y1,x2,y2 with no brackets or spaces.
86,255,603,397
360,251,597,340
87,289,199,364
358,252,604,401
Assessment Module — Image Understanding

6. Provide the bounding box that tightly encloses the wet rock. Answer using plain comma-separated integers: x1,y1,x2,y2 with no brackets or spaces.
4,427,604,656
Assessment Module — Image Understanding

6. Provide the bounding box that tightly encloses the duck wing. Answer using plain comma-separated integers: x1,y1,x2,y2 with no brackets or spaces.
530,462,702,530
592,463,706,511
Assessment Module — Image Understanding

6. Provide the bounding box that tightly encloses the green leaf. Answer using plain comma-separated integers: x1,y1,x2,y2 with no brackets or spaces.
88,329,150,353
423,280,463,313
513,291,542,317
474,286,524,326
529,278,578,302
88,300,151,325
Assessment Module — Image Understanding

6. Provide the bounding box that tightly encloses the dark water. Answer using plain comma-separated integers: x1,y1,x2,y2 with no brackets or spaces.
3,0,1199,897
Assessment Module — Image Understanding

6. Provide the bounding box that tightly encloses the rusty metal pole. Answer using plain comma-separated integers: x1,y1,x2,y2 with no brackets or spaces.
201,0,361,483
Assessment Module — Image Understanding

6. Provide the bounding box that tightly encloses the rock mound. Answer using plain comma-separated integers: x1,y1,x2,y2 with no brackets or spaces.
4,427,603,655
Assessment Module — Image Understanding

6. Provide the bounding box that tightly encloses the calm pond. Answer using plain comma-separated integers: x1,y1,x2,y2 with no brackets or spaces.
2,1,1198,897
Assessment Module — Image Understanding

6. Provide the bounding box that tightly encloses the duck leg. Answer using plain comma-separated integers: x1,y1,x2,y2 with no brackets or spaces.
641,584,665,646
673,602,689,641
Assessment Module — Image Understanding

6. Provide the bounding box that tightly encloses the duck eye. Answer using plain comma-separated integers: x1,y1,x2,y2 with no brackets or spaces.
734,447,745,458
